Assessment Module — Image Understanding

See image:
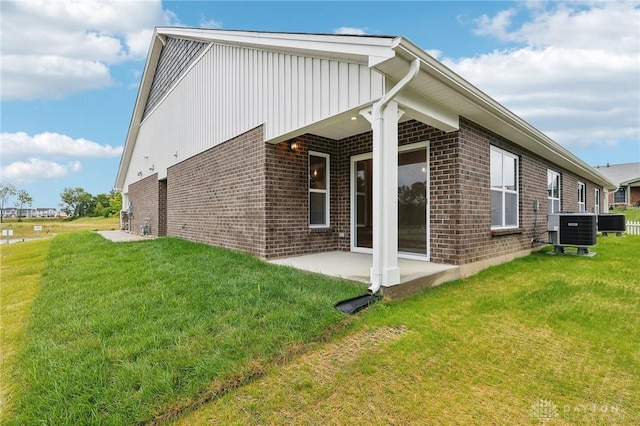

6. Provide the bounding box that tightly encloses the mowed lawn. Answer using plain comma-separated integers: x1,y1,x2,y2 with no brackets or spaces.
178,235,640,425
2,231,363,425
2,218,639,425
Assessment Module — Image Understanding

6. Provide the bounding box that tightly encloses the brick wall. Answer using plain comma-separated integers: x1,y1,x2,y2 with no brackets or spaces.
158,179,167,236
453,117,604,265
632,187,640,207
128,173,160,236
263,134,339,258
132,116,605,267
166,126,267,257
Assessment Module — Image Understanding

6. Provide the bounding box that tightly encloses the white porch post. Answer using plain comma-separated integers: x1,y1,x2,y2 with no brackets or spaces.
360,58,422,292
368,100,401,288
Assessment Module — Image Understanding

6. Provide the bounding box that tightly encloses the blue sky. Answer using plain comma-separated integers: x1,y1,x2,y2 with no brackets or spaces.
1,0,639,209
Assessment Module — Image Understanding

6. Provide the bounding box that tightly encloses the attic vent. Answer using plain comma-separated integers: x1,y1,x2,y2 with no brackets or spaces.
143,37,208,118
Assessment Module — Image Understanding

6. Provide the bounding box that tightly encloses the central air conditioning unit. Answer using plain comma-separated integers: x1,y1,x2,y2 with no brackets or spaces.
597,213,626,236
548,212,597,254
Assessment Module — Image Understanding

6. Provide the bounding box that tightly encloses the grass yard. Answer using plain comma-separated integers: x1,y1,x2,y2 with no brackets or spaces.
3,216,639,425
609,206,640,222
2,232,362,425
178,236,640,425
0,216,119,240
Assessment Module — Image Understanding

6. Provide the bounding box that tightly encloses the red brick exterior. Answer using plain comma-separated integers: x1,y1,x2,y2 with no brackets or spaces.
127,118,605,266
158,179,167,236
264,134,339,258
128,173,162,236
166,126,267,256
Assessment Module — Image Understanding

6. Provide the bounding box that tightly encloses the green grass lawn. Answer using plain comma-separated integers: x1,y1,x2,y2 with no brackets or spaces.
3,217,639,425
179,236,640,425
0,216,119,240
609,206,640,222
3,233,362,425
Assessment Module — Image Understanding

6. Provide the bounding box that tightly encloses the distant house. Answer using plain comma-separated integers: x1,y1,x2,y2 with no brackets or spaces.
34,208,59,217
5,208,36,218
1,208,18,218
115,28,615,295
1,208,59,218
594,163,640,208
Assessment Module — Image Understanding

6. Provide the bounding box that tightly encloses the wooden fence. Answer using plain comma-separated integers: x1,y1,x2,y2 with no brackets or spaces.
627,220,640,235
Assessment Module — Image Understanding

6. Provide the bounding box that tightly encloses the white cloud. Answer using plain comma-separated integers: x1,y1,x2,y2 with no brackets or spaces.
0,158,82,184
424,49,442,60
334,27,368,35
0,0,175,100
1,132,123,160
200,15,223,29
446,1,640,152
474,9,518,40
2,55,113,100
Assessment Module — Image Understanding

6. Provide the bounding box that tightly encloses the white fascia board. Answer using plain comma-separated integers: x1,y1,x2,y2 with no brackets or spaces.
621,177,640,187
115,30,164,190
388,37,616,190
156,27,396,65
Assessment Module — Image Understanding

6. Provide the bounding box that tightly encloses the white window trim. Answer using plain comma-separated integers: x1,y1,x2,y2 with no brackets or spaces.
578,181,586,212
490,145,519,230
309,151,330,228
548,169,561,213
594,188,600,214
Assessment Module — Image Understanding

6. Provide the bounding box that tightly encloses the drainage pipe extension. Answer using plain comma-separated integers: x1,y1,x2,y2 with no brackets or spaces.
368,57,421,295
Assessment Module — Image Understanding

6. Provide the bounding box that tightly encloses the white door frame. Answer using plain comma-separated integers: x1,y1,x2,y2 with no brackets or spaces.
350,141,430,261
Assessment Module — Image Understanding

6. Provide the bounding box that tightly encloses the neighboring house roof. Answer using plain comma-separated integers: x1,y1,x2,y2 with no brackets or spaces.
593,162,640,187
116,28,616,191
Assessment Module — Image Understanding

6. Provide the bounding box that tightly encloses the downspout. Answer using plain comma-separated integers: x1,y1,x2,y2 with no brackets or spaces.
368,57,421,294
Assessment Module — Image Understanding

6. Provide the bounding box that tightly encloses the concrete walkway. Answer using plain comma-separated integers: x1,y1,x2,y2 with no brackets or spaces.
96,230,155,242
1,236,46,245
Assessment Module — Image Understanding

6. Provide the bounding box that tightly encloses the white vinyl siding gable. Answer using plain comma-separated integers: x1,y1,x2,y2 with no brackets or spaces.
128,39,384,187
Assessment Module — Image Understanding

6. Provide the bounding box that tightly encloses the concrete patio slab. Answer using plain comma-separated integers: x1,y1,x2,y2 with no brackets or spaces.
269,251,460,298
97,230,156,242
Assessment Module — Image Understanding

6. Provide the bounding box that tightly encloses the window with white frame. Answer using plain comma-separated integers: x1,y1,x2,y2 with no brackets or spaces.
594,189,600,214
614,188,626,204
578,182,586,212
309,151,329,227
547,170,561,214
490,146,519,229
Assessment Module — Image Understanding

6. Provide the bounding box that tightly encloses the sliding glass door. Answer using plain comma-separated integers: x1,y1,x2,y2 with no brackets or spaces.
351,143,429,258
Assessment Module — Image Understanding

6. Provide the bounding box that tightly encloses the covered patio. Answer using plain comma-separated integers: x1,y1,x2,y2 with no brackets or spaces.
269,251,460,299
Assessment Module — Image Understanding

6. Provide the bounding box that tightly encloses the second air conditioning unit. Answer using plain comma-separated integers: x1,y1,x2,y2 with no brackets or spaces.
597,213,626,236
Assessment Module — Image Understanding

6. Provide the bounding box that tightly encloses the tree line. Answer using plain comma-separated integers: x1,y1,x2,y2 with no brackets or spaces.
59,187,122,218
0,184,122,222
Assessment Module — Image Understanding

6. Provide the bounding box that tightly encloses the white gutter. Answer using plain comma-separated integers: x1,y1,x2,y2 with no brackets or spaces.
368,57,421,294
